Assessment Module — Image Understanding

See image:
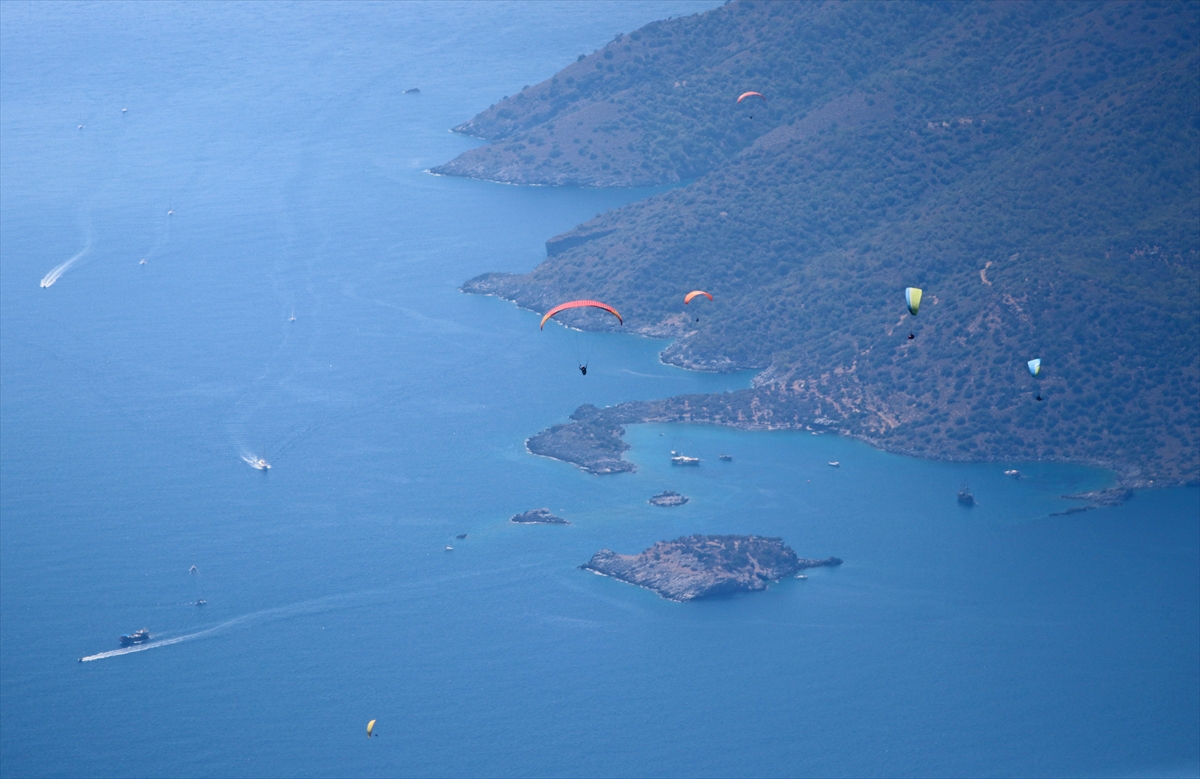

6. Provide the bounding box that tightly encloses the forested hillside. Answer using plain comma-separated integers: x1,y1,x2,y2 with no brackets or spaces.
447,0,1200,485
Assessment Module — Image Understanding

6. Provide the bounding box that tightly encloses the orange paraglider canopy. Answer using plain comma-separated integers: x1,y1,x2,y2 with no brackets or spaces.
737,91,766,104
684,290,713,304
540,300,623,329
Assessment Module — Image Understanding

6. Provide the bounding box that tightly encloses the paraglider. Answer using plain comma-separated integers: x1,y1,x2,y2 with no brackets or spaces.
540,300,622,376
737,91,766,118
684,290,712,321
539,300,622,329
1028,359,1043,401
905,287,922,316
367,720,376,738
904,287,922,338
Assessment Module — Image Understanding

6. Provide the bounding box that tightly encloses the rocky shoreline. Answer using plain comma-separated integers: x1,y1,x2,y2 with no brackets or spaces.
519,397,1175,490
582,535,842,602
1049,487,1136,516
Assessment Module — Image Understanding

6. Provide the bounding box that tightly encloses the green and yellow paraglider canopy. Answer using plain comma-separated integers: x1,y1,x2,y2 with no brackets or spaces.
905,287,923,316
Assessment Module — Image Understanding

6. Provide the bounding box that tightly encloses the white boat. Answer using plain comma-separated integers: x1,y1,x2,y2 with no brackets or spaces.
252,458,270,471
671,453,701,466
827,461,840,467
288,309,296,322
444,545,453,551
794,574,808,580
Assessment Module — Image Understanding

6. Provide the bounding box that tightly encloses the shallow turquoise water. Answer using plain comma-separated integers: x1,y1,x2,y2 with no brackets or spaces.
2,3,1197,777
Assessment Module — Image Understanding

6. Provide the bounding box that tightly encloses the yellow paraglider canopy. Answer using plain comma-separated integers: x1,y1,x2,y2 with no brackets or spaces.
905,287,923,316
367,719,376,738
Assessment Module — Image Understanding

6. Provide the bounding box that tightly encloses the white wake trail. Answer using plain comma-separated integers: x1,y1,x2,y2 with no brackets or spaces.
77,592,370,663
40,245,90,288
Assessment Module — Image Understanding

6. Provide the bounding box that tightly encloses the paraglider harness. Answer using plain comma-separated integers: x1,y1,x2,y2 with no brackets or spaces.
579,364,588,376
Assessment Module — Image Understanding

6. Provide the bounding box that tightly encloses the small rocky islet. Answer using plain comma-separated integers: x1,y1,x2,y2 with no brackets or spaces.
648,490,688,507
510,508,569,525
582,534,842,602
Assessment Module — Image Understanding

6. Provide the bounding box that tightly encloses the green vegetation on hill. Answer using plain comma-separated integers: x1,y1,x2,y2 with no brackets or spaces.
453,0,1200,485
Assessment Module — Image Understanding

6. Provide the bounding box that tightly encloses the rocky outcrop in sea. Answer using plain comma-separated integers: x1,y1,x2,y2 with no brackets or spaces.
582,534,842,601
1050,487,1135,516
648,490,688,507
510,508,569,525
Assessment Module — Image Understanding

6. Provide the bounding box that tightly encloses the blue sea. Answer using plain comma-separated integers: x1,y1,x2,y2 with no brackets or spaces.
1,3,1197,777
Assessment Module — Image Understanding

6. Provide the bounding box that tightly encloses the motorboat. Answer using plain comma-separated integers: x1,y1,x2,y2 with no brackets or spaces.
119,629,150,646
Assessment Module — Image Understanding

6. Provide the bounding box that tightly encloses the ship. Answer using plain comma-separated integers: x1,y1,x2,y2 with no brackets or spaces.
670,451,701,466
1004,469,1022,479
119,629,150,646
252,458,270,470
958,483,976,506
719,454,733,461
828,461,840,467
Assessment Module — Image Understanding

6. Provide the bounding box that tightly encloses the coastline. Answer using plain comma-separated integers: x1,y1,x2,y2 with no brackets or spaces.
523,395,1173,500
460,275,1189,490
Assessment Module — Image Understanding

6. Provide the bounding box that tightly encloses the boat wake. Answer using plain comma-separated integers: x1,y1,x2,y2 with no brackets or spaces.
77,592,369,663
40,245,90,288
78,629,209,662
240,452,270,470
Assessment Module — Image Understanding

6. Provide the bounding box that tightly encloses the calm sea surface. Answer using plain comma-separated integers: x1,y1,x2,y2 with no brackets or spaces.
2,3,1197,777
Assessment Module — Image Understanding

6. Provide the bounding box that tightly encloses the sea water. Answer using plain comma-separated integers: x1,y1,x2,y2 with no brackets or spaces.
1,3,1197,777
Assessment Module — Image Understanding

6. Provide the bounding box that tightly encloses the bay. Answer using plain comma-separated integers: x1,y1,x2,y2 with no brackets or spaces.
1,3,1197,777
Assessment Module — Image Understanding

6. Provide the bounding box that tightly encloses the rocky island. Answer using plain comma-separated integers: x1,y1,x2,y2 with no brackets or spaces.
510,508,569,525
648,490,688,507
582,534,842,602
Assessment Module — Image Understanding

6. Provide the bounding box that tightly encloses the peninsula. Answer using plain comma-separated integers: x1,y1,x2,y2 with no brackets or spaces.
445,0,1198,489
582,534,842,601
